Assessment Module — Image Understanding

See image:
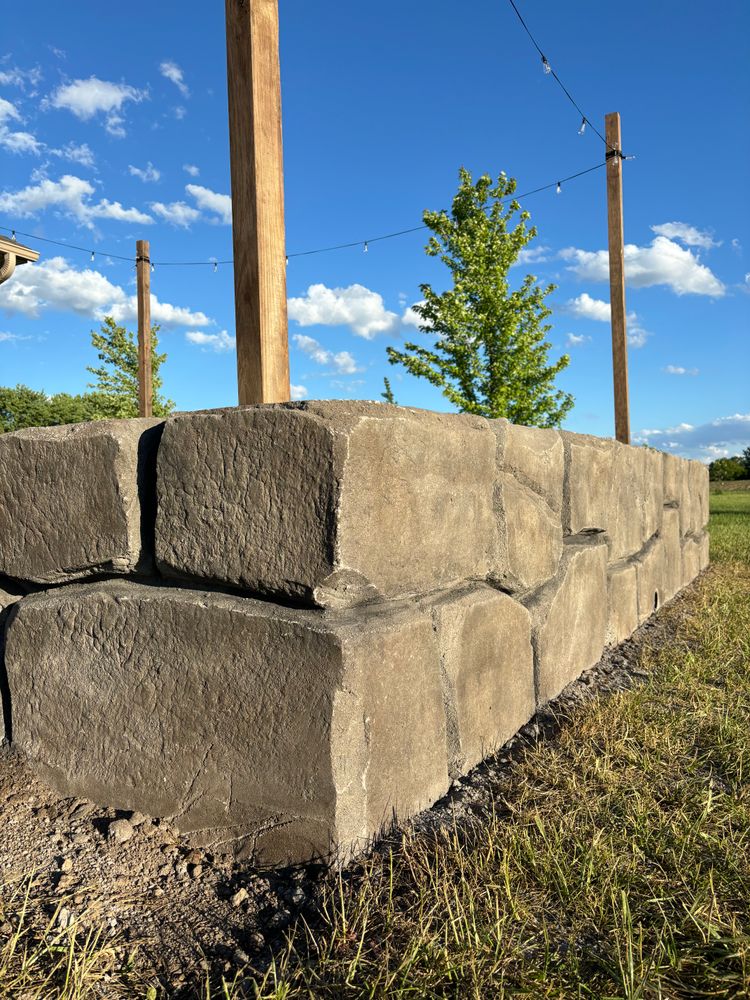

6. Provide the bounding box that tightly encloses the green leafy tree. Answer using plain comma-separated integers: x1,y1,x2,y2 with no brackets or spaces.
381,377,397,405
386,168,573,427
87,316,174,418
743,446,750,478
0,385,100,433
709,457,746,482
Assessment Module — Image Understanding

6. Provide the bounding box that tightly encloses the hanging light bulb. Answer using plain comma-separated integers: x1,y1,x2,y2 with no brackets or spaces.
151,262,155,272
213,260,218,272
542,55,551,75
556,181,562,195
90,251,95,262
363,241,369,254
11,230,16,240
578,117,587,135
285,255,289,266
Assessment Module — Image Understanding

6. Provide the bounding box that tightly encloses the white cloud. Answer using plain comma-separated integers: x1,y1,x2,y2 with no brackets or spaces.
183,164,200,177
290,384,308,401
0,174,152,229
664,365,699,376
0,96,42,155
402,302,428,329
638,414,750,462
292,333,362,374
560,236,725,297
160,61,189,98
515,245,551,267
186,184,232,224
129,162,160,183
288,283,399,339
185,330,235,353
151,200,201,228
53,141,95,167
0,66,42,89
565,292,611,323
564,293,650,348
651,222,719,249
566,333,591,347
0,331,29,342
47,77,147,136
0,255,210,329
731,238,742,254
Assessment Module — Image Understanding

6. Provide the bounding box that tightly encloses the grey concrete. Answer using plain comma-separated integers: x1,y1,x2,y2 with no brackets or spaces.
524,538,608,705
4,580,450,863
156,402,497,608
606,560,639,647
680,461,710,538
662,507,683,604
428,585,535,776
663,453,683,506
681,531,710,587
0,419,163,585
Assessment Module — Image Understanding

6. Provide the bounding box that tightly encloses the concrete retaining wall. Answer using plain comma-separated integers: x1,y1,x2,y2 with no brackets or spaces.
0,402,709,863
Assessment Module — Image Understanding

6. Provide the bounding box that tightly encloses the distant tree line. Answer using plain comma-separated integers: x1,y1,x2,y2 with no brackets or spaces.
709,450,750,482
0,317,174,434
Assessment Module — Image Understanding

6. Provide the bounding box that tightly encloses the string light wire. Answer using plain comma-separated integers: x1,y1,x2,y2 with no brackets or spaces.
505,0,615,151
0,160,607,270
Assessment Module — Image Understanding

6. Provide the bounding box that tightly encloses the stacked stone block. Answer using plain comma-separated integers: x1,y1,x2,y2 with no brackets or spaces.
0,403,710,863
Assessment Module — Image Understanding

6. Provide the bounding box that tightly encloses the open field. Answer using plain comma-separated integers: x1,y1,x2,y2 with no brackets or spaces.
1,490,749,999
710,479,750,494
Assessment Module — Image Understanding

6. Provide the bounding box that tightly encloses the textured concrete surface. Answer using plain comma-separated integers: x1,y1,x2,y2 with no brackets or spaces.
0,419,163,585
4,580,449,863
680,461,710,538
524,538,608,705
156,402,496,608
429,586,535,776
606,561,639,647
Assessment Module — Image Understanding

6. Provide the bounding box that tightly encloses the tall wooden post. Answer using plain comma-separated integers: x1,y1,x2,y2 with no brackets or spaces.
605,112,630,444
226,0,291,405
136,239,153,418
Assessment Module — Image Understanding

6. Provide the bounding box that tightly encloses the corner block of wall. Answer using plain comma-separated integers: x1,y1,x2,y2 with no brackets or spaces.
0,419,164,585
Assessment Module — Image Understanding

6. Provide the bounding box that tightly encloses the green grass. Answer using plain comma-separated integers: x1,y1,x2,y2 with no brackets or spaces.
2,494,749,999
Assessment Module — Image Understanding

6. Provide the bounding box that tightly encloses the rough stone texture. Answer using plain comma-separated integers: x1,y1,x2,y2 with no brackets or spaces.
680,460,710,538
156,402,496,608
524,538,608,706
0,583,23,613
661,507,683,603
681,531,710,587
4,580,450,863
0,419,163,585
428,586,535,776
562,433,664,563
635,536,667,624
606,561,639,647
491,422,564,592
663,453,683,505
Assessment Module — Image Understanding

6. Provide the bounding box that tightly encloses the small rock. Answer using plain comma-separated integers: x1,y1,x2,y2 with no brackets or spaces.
290,886,306,906
248,932,265,950
185,849,202,865
268,908,291,930
158,865,172,878
153,888,165,898
231,888,249,908
190,865,203,880
128,811,148,827
60,857,73,874
233,947,251,965
108,819,134,844
58,908,74,930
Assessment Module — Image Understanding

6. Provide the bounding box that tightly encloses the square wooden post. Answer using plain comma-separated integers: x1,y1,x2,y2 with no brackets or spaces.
605,112,630,445
136,239,153,418
226,0,291,405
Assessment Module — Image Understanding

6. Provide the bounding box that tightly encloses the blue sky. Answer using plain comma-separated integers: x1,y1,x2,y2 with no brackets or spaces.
0,0,748,461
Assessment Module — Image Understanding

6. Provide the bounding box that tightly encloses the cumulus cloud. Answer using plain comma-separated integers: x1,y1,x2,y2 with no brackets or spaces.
650,222,719,249
292,333,362,374
638,413,750,462
151,200,200,228
290,384,308,401
185,330,235,353
0,256,210,328
566,333,591,347
0,97,42,155
514,245,552,267
560,236,725,297
160,61,189,98
185,184,232,225
0,174,152,229
0,331,29,342
183,164,200,177
563,293,651,348
47,77,147,136
664,365,699,376
401,302,428,329
0,66,42,89
288,283,399,340
53,141,95,167
129,162,160,183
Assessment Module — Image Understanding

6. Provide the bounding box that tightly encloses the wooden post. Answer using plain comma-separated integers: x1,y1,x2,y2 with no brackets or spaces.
605,112,630,444
226,0,291,405
136,239,153,418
